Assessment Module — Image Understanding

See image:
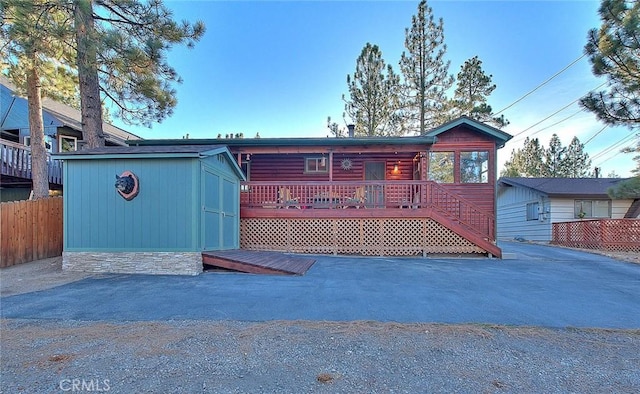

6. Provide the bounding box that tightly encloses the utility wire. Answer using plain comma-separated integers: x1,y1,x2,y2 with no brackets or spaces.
583,124,609,146
593,138,639,168
494,54,587,116
509,82,607,143
522,109,584,140
590,131,638,162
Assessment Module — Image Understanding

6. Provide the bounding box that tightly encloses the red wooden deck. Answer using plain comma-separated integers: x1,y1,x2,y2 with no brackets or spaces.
202,249,316,275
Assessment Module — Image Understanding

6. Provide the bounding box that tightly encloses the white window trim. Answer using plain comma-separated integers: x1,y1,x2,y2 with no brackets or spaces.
304,157,328,173
58,135,78,152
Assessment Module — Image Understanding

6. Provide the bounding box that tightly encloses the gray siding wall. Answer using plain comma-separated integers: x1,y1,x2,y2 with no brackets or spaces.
497,185,551,242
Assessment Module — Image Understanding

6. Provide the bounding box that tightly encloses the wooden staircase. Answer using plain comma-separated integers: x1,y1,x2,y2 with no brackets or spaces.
424,182,501,258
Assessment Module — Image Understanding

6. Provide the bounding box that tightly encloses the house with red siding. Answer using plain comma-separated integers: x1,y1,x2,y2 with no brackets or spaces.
131,116,512,258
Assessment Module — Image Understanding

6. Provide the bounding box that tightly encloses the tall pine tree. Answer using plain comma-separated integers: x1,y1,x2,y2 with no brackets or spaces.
343,43,402,136
562,136,592,177
399,0,453,134
448,56,508,127
76,0,205,147
544,134,565,177
1,0,76,198
501,137,546,177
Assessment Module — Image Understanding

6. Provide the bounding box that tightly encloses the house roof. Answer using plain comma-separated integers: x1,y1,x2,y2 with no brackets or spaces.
54,144,246,180
128,135,438,148
0,75,140,145
54,144,227,158
129,116,511,150
424,116,513,147
498,177,632,198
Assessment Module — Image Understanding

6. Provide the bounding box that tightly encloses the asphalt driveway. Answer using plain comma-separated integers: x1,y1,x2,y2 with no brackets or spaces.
1,242,639,328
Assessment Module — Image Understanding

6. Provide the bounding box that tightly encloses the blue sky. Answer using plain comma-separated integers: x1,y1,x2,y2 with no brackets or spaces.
113,0,638,177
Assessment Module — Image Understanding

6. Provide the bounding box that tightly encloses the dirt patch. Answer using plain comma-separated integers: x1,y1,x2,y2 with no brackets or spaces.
0,257,97,297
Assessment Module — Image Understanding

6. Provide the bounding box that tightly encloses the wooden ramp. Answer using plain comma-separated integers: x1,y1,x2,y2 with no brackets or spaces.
202,249,316,275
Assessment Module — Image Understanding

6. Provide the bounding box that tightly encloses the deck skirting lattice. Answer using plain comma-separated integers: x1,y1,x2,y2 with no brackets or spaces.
241,218,484,256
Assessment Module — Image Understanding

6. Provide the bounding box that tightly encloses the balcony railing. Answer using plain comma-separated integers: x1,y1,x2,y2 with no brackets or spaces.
241,180,495,240
1,138,63,185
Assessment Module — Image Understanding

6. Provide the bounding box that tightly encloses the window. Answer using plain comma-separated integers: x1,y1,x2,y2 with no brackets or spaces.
574,200,611,219
305,157,328,173
59,135,77,152
24,136,53,152
526,202,539,221
240,160,250,192
428,152,454,183
460,151,489,183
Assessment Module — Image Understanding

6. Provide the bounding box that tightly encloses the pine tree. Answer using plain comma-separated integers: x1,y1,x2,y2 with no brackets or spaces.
77,0,205,146
543,134,566,177
500,137,546,177
562,136,592,177
399,0,453,134
343,43,402,136
448,56,508,127
1,0,76,198
580,0,640,126
501,148,524,177
74,0,104,148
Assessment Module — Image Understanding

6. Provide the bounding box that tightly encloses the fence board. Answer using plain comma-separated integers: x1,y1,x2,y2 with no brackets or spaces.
552,219,640,253
0,197,63,268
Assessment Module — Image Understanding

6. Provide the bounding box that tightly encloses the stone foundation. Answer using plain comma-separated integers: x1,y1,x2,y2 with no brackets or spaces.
62,251,203,276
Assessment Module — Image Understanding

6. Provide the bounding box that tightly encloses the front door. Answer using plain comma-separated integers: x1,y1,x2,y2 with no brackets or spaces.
364,162,385,208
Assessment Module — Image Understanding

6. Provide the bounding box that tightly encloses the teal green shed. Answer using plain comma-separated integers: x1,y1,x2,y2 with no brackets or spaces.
54,145,245,275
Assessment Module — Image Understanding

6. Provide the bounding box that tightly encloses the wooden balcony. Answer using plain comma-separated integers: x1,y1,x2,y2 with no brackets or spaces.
1,139,63,187
240,180,496,243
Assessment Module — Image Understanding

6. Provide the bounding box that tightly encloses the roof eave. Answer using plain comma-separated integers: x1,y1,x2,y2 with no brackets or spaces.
128,136,437,147
425,116,513,147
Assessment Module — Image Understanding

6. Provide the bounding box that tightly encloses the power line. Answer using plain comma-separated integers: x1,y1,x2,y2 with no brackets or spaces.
593,138,639,168
523,109,584,139
590,131,638,162
583,124,609,146
494,53,587,116
509,82,607,144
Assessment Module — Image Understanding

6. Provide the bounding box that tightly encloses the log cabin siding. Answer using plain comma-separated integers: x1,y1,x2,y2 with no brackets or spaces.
427,127,497,214
247,152,417,182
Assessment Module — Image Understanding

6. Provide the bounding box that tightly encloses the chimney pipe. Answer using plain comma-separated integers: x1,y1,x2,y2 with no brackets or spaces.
347,124,355,138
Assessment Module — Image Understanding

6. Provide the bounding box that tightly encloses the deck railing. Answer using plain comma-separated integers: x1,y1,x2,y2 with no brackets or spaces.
241,180,495,240
1,139,63,185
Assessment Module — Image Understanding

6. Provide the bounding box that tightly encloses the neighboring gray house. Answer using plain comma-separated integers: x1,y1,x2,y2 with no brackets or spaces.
497,177,640,242
1,75,141,200
1,75,140,152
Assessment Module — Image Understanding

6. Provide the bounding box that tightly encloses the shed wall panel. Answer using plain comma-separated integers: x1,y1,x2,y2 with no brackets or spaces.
64,158,198,251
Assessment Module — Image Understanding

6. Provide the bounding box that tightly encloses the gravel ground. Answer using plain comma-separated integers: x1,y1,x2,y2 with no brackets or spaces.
2,256,640,393
1,319,639,393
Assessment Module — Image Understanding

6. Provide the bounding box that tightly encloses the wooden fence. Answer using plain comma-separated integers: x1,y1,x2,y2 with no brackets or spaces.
0,197,63,268
552,219,640,253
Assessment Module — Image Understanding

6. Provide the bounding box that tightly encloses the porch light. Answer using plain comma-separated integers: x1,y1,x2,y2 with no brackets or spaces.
393,162,400,174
